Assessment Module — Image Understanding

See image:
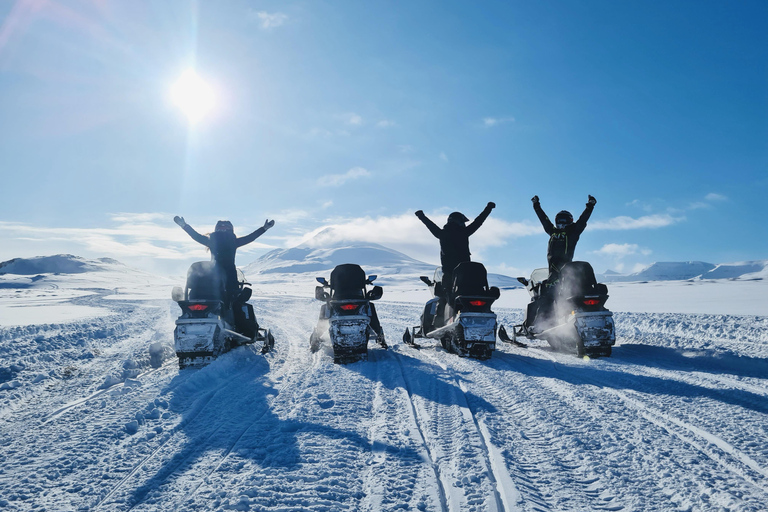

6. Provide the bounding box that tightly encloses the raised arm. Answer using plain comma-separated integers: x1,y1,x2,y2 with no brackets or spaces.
466,202,495,236
531,196,554,235
174,216,210,246
573,195,596,234
236,219,274,247
415,211,442,239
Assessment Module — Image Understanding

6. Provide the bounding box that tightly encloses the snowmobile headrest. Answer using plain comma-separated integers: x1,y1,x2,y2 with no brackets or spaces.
330,263,366,299
559,261,598,297
186,261,225,301
451,261,489,296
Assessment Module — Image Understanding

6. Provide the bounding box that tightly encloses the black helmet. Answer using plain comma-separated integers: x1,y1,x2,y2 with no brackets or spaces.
555,211,573,228
447,212,469,225
215,220,234,233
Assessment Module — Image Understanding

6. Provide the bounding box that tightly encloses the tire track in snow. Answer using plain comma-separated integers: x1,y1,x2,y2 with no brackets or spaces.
392,342,515,512
93,359,264,511
542,353,768,493
499,346,768,510
468,347,628,512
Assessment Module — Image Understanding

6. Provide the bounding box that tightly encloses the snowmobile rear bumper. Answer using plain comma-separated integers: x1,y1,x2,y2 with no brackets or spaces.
329,315,370,363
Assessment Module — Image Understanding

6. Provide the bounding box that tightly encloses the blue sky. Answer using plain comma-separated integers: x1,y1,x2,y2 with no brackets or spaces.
1,0,766,276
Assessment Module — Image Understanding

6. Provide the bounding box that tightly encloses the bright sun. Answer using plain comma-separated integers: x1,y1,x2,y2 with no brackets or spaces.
170,69,216,125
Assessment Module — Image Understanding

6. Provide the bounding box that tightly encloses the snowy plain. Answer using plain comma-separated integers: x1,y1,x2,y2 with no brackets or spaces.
0,253,767,511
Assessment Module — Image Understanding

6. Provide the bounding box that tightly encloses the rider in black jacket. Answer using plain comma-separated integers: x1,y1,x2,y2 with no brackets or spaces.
174,216,274,301
415,202,495,293
532,195,596,278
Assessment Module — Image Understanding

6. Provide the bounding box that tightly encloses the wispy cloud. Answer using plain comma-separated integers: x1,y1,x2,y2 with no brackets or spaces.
278,212,541,265
251,11,288,30
705,192,727,202
0,214,278,267
483,116,515,127
594,243,652,257
342,112,363,126
317,167,372,187
376,119,395,128
439,152,449,162
590,214,684,230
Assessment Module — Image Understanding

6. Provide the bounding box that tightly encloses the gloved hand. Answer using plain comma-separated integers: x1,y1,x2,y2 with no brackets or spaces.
263,219,275,230
487,202,496,209
587,195,597,206
173,216,186,228
531,195,539,205
415,210,425,218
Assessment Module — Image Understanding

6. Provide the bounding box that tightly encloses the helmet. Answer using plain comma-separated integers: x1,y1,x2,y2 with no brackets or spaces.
447,212,469,225
215,220,234,232
555,210,573,228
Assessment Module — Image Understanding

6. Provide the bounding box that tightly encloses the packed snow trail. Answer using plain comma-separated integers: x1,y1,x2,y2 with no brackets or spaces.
1,294,767,511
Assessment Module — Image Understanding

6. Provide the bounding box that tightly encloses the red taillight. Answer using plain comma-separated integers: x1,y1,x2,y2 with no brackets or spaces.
340,304,358,311
189,304,208,311
583,299,600,306
469,300,487,307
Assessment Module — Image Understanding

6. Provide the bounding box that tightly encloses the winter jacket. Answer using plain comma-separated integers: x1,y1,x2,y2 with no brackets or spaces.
418,205,493,275
534,202,593,274
182,224,267,294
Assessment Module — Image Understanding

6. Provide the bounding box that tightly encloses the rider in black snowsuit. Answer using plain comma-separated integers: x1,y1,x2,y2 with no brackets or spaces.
529,195,595,329
415,202,495,294
532,195,596,278
174,216,274,302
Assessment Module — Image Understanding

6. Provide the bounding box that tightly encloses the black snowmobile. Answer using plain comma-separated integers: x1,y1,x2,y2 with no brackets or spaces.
499,261,615,357
310,263,386,363
171,261,274,369
403,261,500,359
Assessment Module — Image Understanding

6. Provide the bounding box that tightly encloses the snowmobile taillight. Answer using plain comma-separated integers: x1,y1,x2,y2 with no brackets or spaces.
189,304,208,311
583,299,600,306
469,300,487,307
340,304,358,311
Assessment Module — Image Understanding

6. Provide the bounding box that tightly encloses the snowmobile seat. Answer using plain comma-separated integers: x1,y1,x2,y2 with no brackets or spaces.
186,261,225,301
330,263,366,300
449,262,499,306
559,262,601,299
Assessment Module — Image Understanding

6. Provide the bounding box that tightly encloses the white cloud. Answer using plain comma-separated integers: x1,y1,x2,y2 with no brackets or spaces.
439,152,449,162
278,212,541,265
590,214,684,230
595,243,640,257
483,116,515,127
0,214,278,268
705,193,727,202
252,11,288,29
342,113,363,126
317,167,372,187
376,119,395,128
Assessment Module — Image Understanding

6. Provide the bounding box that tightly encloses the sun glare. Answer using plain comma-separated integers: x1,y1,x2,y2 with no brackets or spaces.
170,69,216,125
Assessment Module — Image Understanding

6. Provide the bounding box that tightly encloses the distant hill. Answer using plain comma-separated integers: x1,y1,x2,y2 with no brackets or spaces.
243,233,520,289
597,260,768,282
0,255,126,275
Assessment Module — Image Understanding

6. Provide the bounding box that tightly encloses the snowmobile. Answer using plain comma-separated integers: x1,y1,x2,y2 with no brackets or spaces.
310,264,386,363
499,261,615,357
403,261,500,359
171,261,274,369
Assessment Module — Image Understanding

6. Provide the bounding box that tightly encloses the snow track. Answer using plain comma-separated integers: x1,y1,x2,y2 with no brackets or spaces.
1,295,767,511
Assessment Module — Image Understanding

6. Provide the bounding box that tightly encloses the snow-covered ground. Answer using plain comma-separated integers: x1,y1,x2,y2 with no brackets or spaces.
1,256,767,511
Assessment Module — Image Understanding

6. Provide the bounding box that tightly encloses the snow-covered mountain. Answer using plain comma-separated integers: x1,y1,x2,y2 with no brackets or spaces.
0,254,125,275
243,233,521,290
598,260,768,282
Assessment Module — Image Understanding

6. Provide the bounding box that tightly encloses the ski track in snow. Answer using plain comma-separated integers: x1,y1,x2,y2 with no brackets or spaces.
0,293,767,511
